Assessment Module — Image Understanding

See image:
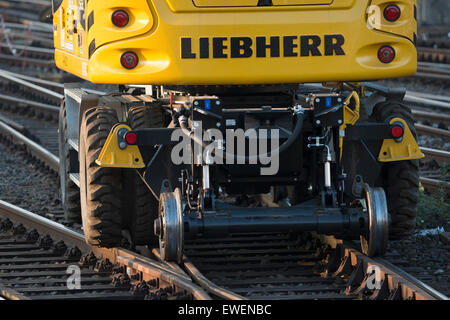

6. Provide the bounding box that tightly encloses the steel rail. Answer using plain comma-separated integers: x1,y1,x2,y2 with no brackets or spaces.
0,21,53,33
375,257,450,301
0,70,107,96
0,113,26,133
420,177,450,193
0,53,55,67
413,72,450,82
319,235,449,300
408,91,450,103
417,47,450,63
421,147,450,165
412,109,450,126
0,119,59,171
404,93,450,110
415,123,450,139
417,67,450,76
0,69,63,100
0,43,54,54
1,70,64,90
342,245,448,300
0,32,53,47
418,62,450,70
0,200,211,300
0,0,52,7
0,93,59,113
183,255,247,300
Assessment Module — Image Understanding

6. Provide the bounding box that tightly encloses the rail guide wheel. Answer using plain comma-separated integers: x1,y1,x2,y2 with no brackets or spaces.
155,188,184,263
360,184,390,257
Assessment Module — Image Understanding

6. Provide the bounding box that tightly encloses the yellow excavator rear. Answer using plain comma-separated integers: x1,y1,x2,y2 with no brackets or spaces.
53,0,422,261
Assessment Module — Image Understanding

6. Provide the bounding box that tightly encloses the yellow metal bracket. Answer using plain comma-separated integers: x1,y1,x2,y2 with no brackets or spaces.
339,91,360,161
96,124,145,168
378,118,424,162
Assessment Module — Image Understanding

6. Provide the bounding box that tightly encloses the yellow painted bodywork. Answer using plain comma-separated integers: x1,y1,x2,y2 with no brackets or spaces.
369,0,417,44
378,118,424,162
53,0,417,85
96,124,145,169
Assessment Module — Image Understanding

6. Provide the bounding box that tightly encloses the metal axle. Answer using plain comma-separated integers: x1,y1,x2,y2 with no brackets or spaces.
155,186,389,262
183,206,367,239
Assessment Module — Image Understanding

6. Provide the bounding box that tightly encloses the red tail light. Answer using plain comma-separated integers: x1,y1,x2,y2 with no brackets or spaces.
121,52,138,69
125,132,137,144
378,46,395,63
112,10,129,28
384,5,401,22
391,125,404,138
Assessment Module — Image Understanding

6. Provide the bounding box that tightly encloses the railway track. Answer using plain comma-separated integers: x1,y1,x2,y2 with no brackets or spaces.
0,111,448,300
410,108,450,193
0,1,52,26
0,0,447,303
421,147,450,165
0,54,448,301
415,123,450,140
2,192,447,301
0,200,208,300
176,232,447,300
418,47,450,64
413,61,450,83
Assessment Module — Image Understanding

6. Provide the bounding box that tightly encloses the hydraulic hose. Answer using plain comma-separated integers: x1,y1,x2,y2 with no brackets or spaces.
178,108,305,163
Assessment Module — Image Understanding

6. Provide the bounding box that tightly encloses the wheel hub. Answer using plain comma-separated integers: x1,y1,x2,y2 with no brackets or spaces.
157,188,183,263
360,184,390,257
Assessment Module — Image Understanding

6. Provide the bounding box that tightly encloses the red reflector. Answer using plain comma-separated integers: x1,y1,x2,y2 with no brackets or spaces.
112,10,129,27
384,5,401,22
378,46,395,63
121,52,138,69
391,125,404,138
125,132,137,144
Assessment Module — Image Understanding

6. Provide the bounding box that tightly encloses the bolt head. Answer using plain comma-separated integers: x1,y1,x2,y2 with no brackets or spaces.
338,120,343,124
119,142,127,149
216,100,221,105
315,120,321,125
216,122,221,127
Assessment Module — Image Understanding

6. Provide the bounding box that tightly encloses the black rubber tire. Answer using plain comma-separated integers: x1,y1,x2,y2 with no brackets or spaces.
124,105,164,246
58,99,81,223
372,101,420,239
79,107,124,247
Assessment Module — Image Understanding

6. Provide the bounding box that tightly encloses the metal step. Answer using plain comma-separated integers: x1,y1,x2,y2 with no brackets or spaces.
69,173,80,187
68,138,78,152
